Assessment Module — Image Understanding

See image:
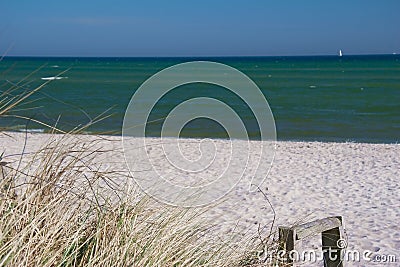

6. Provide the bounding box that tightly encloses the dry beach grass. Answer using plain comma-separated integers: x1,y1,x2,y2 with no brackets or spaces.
0,136,252,266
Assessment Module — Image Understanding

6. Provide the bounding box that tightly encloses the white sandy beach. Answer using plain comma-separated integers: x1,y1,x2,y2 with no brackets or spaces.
1,132,399,266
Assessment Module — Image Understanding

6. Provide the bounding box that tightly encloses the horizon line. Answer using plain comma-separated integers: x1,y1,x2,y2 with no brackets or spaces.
2,52,399,59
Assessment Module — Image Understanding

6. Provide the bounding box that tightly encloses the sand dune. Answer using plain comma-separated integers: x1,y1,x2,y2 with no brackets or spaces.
1,132,398,266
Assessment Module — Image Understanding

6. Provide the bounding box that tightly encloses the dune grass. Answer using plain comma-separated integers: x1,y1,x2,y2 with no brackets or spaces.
0,136,240,266
0,76,279,266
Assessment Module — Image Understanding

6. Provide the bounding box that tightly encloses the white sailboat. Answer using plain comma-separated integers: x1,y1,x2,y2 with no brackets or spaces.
339,50,343,57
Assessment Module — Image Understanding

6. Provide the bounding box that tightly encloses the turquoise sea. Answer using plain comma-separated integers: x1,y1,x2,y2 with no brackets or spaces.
0,55,399,143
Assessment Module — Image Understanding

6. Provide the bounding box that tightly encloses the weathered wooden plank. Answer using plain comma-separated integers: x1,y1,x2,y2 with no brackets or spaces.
278,216,344,267
294,216,342,240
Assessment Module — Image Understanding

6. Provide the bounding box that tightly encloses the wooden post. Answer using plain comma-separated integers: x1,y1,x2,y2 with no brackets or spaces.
278,216,344,267
322,226,343,267
278,227,295,264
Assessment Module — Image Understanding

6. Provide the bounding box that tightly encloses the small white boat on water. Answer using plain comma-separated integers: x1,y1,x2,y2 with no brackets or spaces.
41,76,67,81
339,50,343,57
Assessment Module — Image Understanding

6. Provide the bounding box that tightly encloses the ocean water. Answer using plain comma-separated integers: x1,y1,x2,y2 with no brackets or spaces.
0,55,399,143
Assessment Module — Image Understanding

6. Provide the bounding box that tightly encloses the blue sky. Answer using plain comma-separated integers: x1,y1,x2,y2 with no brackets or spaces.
1,0,399,57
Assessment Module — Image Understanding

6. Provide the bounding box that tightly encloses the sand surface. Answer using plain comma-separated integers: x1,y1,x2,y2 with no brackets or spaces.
1,132,399,266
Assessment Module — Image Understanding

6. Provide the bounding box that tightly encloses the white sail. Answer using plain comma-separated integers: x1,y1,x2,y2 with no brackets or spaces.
339,50,343,57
